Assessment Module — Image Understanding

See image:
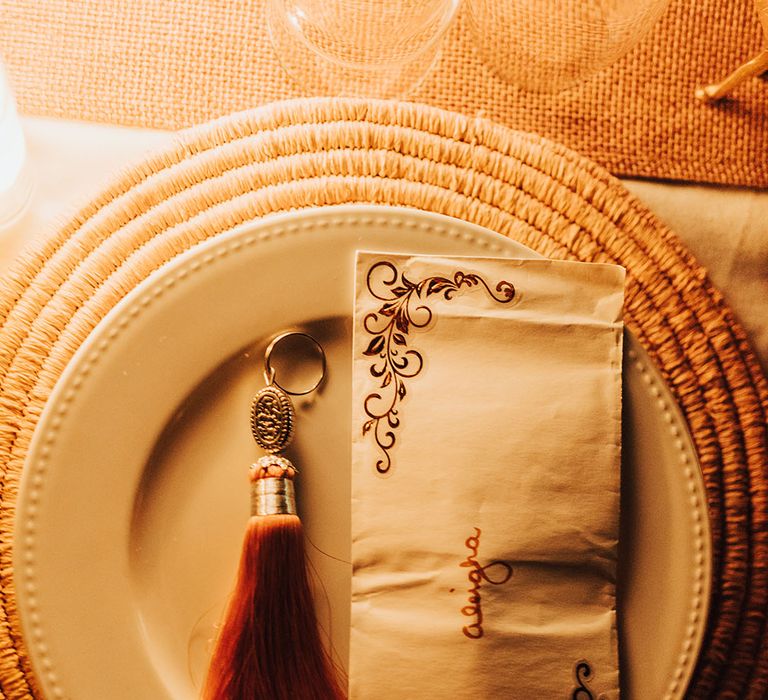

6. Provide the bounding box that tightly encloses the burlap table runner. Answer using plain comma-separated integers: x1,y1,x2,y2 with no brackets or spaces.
0,0,766,188
0,99,766,698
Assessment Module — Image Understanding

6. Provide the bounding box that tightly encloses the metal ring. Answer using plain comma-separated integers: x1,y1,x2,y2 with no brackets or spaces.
263,331,327,396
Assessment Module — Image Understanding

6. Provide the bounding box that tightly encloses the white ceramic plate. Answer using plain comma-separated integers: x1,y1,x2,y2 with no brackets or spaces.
14,205,711,699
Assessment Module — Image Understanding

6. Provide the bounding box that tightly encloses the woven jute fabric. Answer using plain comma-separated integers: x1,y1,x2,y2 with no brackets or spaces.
0,0,766,188
0,99,767,698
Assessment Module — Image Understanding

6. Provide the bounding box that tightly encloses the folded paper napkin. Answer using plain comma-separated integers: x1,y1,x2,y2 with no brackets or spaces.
350,252,625,699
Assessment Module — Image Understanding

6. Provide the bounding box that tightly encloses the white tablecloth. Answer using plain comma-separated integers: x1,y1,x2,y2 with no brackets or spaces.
2,117,766,371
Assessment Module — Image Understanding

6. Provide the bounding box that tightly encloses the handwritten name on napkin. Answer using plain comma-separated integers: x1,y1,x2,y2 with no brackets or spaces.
458,527,514,640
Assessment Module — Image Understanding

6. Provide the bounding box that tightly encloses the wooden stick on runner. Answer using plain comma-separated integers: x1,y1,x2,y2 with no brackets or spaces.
696,0,768,102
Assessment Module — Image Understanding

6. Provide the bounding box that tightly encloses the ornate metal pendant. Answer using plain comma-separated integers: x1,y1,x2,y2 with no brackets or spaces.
250,385,295,454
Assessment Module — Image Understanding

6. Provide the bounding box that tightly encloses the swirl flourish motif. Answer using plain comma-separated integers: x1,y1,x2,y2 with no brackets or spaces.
572,660,603,700
361,260,516,474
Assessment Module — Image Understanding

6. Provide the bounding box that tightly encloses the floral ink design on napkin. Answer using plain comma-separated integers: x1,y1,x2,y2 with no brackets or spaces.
360,259,516,474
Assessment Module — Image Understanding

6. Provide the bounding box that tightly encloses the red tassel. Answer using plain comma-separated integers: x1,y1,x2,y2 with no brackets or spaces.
203,462,345,700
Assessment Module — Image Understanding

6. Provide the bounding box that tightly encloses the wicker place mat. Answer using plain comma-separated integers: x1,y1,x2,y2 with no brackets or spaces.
0,0,767,188
0,99,766,699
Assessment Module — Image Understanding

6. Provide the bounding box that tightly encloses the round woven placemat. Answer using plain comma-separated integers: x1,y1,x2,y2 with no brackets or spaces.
0,99,766,699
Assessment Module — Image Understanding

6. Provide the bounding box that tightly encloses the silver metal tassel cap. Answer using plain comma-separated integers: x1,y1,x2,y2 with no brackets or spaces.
251,477,297,517
250,455,297,516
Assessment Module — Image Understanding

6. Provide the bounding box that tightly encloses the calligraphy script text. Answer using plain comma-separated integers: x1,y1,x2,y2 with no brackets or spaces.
459,527,513,639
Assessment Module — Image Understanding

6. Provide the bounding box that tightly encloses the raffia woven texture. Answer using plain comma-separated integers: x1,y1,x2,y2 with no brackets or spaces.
0,100,766,698
0,0,766,187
